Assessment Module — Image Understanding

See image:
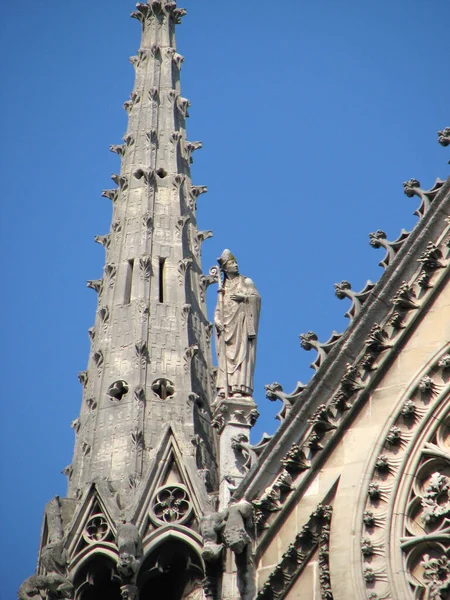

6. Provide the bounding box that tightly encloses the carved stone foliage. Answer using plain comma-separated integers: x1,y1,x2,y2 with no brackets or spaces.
299,330,342,371
403,178,445,219
182,139,202,164
189,185,207,210
150,484,193,526
94,234,111,249
139,254,152,279
87,279,103,295
257,504,333,600
123,92,140,113
78,370,88,388
135,340,149,365
104,264,117,288
131,1,187,26
359,346,450,600
369,229,410,270
199,272,218,302
193,229,213,255
129,48,148,69
111,173,129,193
334,279,375,320
178,256,193,284
438,127,450,147
184,344,198,372
253,443,310,533
265,381,305,422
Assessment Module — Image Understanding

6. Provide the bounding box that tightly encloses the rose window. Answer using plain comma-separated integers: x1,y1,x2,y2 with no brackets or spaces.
150,485,192,525
83,515,110,543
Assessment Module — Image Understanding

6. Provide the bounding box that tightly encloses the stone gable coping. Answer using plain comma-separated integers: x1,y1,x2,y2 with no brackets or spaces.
233,177,450,530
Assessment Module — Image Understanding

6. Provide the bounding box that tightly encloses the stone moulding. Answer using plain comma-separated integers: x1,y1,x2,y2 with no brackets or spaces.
231,186,449,555
356,344,450,600
256,500,335,600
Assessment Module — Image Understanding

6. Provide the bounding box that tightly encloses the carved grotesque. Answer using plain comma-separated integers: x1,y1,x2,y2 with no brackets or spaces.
116,521,143,583
18,574,73,600
214,249,261,398
200,512,224,562
222,501,253,555
40,540,68,577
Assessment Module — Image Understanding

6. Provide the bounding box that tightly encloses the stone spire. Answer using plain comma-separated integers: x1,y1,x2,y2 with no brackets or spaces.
69,0,216,501
20,4,220,600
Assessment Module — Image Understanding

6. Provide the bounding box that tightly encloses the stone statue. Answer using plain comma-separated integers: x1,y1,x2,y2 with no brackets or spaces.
222,501,253,555
214,250,261,398
40,540,68,577
116,521,143,582
18,574,73,600
199,512,224,562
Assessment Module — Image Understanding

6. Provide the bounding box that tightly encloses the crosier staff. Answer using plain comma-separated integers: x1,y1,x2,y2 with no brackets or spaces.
209,264,229,399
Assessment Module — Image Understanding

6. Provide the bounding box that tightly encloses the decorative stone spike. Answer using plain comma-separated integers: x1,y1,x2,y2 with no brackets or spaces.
334,280,375,320
369,229,410,269
403,178,445,219
300,331,342,371
265,381,306,422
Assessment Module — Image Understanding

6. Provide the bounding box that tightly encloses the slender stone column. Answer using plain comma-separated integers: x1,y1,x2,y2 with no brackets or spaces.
212,397,259,507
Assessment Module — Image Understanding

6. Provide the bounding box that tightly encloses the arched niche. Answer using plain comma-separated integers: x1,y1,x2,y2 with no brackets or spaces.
138,538,204,600
73,553,121,600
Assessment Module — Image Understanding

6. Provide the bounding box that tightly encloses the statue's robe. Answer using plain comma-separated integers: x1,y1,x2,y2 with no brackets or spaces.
214,275,261,396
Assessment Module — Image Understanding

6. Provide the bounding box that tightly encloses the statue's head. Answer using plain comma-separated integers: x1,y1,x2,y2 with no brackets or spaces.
119,552,133,567
218,249,239,276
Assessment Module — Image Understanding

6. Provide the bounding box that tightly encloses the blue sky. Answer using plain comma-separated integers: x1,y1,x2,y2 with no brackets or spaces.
1,0,449,596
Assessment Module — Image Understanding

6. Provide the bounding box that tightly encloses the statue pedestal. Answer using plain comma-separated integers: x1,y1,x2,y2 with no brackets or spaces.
211,396,259,508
